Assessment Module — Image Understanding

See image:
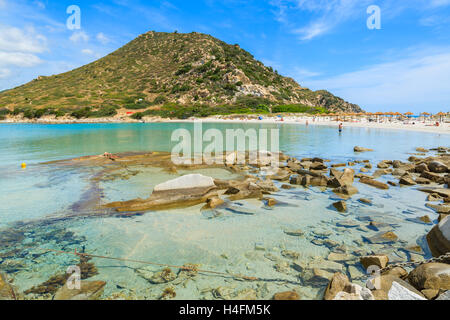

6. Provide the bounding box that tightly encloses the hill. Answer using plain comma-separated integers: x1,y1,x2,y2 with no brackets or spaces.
0,31,363,119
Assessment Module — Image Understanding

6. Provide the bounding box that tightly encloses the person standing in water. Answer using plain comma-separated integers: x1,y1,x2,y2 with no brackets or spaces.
339,123,343,133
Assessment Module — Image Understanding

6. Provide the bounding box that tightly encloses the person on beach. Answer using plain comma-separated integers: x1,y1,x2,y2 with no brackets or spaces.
339,123,343,133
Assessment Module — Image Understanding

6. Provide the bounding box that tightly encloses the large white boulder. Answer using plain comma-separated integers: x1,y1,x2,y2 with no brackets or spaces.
153,174,215,192
436,291,450,300
388,282,427,300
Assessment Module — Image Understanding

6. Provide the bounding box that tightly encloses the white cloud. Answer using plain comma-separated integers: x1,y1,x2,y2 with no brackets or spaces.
0,25,46,53
271,0,450,41
81,49,94,55
294,21,330,41
429,0,450,7
70,31,89,43
304,47,450,112
33,1,45,9
96,32,110,44
0,51,42,67
271,0,373,41
81,49,102,59
0,25,45,80
0,68,11,79
420,14,450,26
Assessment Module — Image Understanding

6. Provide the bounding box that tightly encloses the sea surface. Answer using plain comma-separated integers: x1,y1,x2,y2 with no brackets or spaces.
0,122,448,299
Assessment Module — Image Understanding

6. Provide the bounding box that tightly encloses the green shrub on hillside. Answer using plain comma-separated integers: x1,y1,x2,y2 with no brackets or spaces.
152,95,167,105
175,64,192,75
90,105,118,118
271,104,329,114
124,100,151,110
71,107,92,119
235,95,273,109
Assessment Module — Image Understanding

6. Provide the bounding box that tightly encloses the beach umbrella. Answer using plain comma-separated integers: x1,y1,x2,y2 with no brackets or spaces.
374,112,384,121
436,112,446,122
420,112,431,121
404,112,414,118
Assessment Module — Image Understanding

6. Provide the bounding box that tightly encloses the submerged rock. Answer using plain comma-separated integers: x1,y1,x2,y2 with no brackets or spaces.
327,252,353,262
0,272,17,300
359,177,389,190
24,256,98,296
234,288,257,300
136,267,177,284
284,229,304,237
333,201,347,213
265,198,277,207
53,281,106,300
354,146,374,153
358,198,373,205
336,220,359,228
334,185,359,198
202,196,225,210
360,255,389,270
364,231,398,244
281,250,300,260
213,286,236,300
273,291,300,300
160,287,176,300
212,285,257,300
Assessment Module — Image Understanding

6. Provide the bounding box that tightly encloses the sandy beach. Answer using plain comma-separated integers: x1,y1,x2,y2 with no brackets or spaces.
1,114,449,135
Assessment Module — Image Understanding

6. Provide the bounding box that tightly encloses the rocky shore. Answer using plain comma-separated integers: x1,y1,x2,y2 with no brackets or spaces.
0,145,448,300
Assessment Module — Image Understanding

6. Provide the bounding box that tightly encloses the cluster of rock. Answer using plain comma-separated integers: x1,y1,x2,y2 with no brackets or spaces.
1,271,105,301
323,253,449,300
3,145,448,301
105,151,288,212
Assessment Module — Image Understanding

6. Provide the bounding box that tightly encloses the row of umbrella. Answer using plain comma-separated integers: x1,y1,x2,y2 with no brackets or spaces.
315,111,448,119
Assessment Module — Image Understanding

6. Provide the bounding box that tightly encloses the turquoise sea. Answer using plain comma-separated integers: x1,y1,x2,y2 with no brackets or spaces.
0,122,448,299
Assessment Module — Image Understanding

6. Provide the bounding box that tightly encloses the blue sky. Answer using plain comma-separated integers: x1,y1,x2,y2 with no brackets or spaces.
0,0,449,113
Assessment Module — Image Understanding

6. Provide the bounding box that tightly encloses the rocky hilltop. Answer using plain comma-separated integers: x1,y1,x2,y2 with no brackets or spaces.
0,32,362,118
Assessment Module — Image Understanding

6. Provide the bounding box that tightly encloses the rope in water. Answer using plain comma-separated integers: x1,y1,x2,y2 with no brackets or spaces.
42,248,288,283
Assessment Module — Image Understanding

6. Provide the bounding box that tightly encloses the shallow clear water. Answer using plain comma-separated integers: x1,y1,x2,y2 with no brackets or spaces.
0,122,447,300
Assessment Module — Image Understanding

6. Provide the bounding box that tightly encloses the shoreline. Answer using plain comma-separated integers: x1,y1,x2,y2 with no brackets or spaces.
1,115,449,135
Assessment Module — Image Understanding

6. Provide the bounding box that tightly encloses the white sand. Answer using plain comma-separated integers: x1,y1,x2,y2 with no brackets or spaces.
167,116,450,135
1,114,449,135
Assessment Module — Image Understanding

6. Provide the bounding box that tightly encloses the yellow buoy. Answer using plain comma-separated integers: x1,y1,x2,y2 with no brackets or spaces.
21,163,27,169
